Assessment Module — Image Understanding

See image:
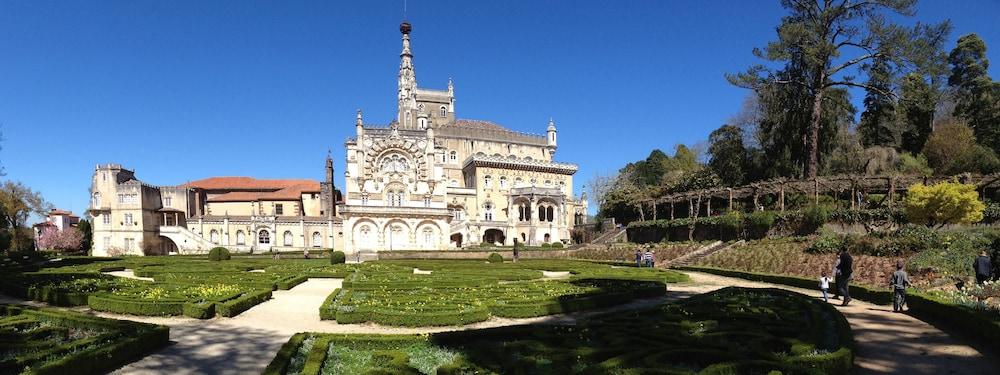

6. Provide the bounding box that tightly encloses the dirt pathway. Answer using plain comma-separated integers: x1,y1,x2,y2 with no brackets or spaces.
674,271,999,375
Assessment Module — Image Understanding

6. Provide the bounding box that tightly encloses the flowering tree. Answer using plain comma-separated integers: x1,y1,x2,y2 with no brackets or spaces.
37,227,84,252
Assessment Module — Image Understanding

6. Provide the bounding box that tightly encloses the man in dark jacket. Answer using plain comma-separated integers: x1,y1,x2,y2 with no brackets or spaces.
974,250,992,284
837,248,854,306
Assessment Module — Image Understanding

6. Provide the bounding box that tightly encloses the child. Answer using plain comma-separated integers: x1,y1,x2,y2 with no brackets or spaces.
890,259,911,312
819,271,831,302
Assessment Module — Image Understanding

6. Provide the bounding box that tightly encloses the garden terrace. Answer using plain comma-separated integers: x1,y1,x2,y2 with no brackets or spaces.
320,260,688,326
0,257,351,319
0,304,168,375
269,287,853,374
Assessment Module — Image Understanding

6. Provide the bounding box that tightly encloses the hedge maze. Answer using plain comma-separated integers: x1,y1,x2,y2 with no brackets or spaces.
320,259,689,326
0,257,349,319
270,287,854,374
0,304,168,375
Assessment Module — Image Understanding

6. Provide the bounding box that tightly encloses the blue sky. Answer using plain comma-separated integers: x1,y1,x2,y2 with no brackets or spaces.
2,0,999,218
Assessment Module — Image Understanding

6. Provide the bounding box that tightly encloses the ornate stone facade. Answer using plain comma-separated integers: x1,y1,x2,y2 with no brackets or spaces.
340,22,588,253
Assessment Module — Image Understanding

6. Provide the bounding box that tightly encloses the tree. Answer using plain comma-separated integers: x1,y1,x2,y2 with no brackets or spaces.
904,181,984,228
858,54,899,147
922,119,1000,174
898,73,937,153
728,0,951,178
76,219,93,253
0,181,51,252
36,227,84,252
948,33,1000,154
707,125,748,186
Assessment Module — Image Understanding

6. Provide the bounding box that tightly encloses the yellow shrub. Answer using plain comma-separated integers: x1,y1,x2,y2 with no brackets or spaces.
904,181,985,227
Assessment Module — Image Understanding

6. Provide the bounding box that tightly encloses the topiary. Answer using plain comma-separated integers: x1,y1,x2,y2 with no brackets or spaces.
208,247,231,261
551,242,564,248
487,253,503,263
540,243,551,248
330,250,346,264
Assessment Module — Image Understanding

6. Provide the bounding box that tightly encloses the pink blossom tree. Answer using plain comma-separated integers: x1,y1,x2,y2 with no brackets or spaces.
37,227,84,252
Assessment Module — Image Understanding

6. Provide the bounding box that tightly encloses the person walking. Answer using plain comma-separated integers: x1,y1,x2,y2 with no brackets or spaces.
831,256,842,300
819,270,832,303
512,239,522,263
303,249,310,259
974,250,992,284
643,249,654,268
635,249,643,268
890,259,911,312
837,248,854,306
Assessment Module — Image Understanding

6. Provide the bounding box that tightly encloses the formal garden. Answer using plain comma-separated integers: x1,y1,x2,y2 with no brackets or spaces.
0,304,168,375
267,287,853,374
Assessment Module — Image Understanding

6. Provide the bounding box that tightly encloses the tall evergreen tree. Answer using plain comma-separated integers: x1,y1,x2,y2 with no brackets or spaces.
898,73,937,153
948,33,1000,154
728,0,950,178
707,125,748,186
858,55,899,147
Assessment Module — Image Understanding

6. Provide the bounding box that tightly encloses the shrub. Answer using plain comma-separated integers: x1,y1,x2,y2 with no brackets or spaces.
330,250,346,265
747,211,776,239
550,242,564,248
208,247,231,261
718,211,744,239
904,181,985,228
487,253,503,263
801,205,830,233
541,243,551,248
806,232,843,254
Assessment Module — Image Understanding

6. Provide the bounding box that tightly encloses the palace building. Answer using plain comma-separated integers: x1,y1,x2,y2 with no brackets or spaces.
88,21,587,256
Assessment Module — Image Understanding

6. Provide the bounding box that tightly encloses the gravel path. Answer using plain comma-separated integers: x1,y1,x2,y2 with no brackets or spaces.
673,271,1000,375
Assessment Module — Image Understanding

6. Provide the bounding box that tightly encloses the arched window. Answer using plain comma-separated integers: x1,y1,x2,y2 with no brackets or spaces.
283,231,293,246
515,177,523,187
236,230,246,245
518,205,525,221
258,230,270,244
484,203,494,221
547,206,554,222
312,232,322,247
418,117,427,130
440,106,447,117
449,179,458,187
387,189,405,207
422,227,435,247
92,192,101,207
545,180,552,187
484,176,492,188
538,206,546,222
449,151,457,161
210,230,219,244
499,176,507,189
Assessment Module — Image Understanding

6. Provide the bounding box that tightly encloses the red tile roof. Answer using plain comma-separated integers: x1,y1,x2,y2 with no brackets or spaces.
47,209,78,218
184,177,320,192
449,119,512,132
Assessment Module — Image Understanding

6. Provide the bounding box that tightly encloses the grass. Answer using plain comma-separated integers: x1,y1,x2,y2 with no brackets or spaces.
270,287,853,374
320,259,688,326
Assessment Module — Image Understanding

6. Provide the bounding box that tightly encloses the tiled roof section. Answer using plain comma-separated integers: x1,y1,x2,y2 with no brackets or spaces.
448,119,512,132
48,209,77,217
184,177,320,192
206,184,314,202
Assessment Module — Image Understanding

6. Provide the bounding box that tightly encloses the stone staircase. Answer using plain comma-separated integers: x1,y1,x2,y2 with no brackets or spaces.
158,225,217,254
591,227,627,245
665,240,743,268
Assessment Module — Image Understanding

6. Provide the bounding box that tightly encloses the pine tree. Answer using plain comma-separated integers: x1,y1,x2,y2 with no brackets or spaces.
898,73,937,154
948,33,1000,154
858,55,899,148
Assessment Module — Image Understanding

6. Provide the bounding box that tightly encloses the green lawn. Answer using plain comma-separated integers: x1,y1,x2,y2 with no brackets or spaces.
269,287,854,374
0,304,168,375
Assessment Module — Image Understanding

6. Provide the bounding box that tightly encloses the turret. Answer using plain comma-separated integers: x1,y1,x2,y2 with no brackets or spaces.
397,21,417,127
546,118,558,156
355,109,364,139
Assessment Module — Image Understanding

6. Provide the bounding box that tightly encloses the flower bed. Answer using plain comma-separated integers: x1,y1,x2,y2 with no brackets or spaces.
320,260,687,326
270,287,853,374
0,304,168,375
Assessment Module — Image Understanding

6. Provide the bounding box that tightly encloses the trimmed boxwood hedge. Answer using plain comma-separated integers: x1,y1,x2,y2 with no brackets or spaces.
88,294,187,316
216,289,273,317
0,304,169,375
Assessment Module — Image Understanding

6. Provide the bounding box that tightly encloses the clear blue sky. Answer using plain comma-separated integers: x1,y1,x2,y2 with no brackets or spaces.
2,0,999,218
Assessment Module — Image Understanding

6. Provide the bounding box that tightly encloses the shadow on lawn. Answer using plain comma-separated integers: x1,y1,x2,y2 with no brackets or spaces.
426,287,851,374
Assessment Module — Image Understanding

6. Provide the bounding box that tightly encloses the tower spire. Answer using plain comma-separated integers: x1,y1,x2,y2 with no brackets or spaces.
397,21,417,128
